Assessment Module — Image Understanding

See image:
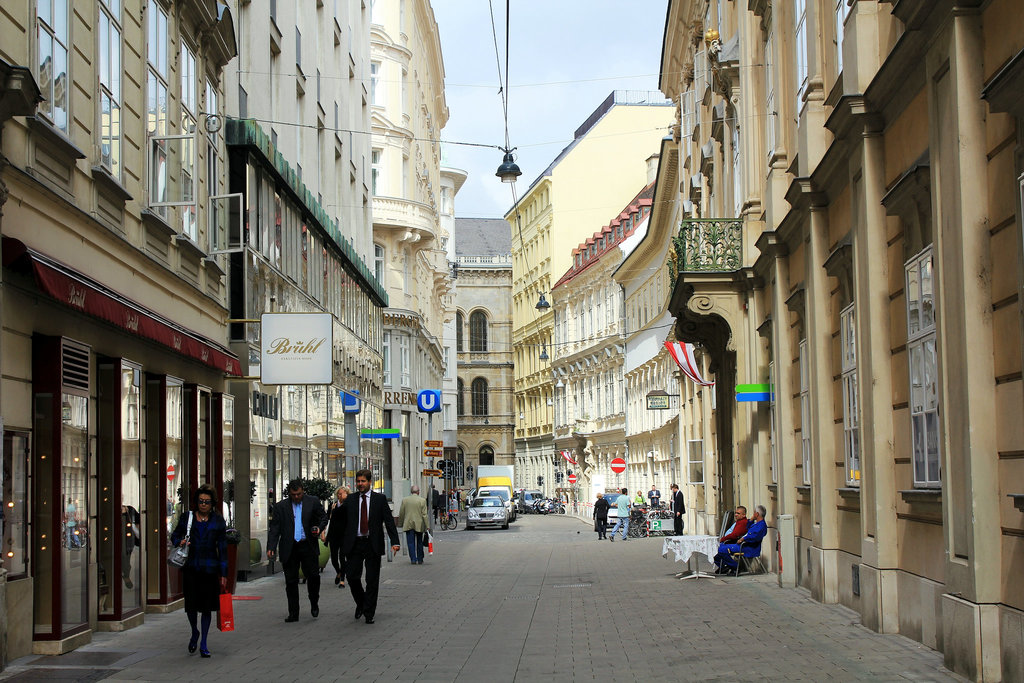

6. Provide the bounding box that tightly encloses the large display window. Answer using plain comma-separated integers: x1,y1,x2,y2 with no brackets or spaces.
98,360,142,621
32,335,91,641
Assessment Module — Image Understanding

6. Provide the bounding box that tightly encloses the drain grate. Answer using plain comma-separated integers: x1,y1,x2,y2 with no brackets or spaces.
382,579,432,586
552,583,592,588
505,594,539,601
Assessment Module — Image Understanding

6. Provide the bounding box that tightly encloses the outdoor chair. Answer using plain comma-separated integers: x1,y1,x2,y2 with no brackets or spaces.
729,539,766,576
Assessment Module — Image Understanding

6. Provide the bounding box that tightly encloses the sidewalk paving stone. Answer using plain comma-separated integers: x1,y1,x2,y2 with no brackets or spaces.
0,515,965,682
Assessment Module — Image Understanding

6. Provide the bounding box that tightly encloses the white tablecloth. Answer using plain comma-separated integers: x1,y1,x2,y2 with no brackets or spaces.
662,535,718,565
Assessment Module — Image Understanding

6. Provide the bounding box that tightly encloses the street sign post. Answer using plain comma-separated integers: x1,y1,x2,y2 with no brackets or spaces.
422,469,443,477
424,449,443,458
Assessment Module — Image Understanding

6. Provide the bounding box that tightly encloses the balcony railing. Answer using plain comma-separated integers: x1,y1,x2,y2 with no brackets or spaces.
672,218,742,277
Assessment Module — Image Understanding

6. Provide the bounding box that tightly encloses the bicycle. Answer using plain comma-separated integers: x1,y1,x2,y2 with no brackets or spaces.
438,508,459,531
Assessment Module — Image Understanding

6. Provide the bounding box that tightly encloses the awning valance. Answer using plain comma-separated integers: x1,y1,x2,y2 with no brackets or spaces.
3,237,241,376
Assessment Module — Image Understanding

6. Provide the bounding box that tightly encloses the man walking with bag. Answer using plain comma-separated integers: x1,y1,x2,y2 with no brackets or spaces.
340,469,400,624
397,485,429,565
267,479,327,623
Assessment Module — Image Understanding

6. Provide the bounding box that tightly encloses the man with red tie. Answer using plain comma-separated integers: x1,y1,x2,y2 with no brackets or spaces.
340,469,400,624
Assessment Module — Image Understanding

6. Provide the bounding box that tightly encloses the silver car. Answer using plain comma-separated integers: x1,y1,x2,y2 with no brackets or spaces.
466,496,509,530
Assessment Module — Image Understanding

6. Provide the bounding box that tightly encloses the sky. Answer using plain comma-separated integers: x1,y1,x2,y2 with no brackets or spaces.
432,0,670,220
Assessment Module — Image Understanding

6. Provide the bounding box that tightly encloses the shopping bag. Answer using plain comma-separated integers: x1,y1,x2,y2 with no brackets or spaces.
217,592,235,632
426,530,433,555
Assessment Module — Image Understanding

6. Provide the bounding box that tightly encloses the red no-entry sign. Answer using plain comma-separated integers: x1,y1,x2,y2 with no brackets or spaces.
610,458,626,474
166,465,175,481
568,474,577,484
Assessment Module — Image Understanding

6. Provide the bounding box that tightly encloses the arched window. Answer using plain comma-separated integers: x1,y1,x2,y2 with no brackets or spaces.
456,311,464,352
470,311,488,352
457,378,464,416
471,377,488,416
479,445,494,466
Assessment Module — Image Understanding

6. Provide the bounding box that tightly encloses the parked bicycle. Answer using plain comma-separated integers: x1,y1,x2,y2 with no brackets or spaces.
438,507,459,531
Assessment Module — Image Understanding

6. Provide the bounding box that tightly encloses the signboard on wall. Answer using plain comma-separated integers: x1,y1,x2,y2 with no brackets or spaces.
260,313,333,385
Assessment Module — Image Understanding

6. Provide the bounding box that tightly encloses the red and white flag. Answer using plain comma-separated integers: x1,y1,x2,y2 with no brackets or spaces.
665,342,714,387
561,450,577,465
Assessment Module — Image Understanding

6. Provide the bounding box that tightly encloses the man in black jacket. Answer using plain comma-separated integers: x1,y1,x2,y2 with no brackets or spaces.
267,479,327,622
339,469,400,624
670,484,686,535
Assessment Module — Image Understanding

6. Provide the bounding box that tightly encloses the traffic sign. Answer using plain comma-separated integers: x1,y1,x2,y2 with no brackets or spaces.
166,464,176,481
422,469,443,477
424,440,443,448
417,390,442,413
341,389,361,413
568,474,578,484
424,449,442,458
610,458,626,474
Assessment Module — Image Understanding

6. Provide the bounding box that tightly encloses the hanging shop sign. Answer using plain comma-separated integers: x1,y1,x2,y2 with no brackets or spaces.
260,312,333,385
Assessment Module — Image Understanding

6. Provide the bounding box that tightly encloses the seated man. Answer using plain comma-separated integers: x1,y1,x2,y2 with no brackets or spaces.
719,506,748,545
714,505,767,574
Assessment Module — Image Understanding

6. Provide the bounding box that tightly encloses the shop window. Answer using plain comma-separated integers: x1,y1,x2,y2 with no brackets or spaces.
2,431,29,578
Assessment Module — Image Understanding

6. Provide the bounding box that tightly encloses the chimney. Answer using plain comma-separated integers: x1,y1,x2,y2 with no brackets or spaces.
646,153,660,185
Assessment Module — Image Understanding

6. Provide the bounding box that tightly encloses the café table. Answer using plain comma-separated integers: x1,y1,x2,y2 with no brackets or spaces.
661,534,719,579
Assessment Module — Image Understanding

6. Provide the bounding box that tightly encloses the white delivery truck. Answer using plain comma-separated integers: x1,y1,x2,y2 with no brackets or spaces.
472,465,516,525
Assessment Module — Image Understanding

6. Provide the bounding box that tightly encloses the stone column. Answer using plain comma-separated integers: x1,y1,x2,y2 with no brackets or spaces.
805,192,840,604
928,9,1000,680
855,111,899,634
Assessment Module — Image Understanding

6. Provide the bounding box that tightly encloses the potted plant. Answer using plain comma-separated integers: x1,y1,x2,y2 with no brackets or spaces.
224,479,257,592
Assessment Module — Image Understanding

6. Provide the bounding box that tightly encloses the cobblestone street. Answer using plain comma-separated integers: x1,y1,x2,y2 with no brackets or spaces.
1,515,962,682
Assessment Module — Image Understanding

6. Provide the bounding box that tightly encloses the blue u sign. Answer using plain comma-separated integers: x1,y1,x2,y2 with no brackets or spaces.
341,389,361,414
417,390,442,413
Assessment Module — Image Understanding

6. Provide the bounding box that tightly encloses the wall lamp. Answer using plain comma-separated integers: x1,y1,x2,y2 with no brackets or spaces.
535,293,551,311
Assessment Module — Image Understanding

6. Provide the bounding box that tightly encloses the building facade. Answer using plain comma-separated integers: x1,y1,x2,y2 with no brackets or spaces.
222,1,385,578
1,0,238,657
370,0,451,508
454,218,515,488
660,0,1024,679
510,91,675,486
548,180,655,501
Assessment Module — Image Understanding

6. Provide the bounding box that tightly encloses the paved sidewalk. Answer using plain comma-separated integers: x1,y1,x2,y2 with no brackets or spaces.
1,515,962,682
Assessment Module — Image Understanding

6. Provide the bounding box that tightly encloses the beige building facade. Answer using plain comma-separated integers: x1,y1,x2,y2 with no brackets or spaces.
370,0,451,506
222,0,386,579
510,92,675,484
454,218,514,485
0,0,239,658
659,0,1024,679
549,181,654,501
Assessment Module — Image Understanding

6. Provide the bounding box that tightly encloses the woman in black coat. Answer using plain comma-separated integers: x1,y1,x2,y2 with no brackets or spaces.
593,492,610,540
322,485,349,588
170,485,228,658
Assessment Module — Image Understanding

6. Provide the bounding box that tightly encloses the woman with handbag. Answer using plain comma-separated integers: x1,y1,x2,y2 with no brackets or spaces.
170,485,228,658
321,485,349,588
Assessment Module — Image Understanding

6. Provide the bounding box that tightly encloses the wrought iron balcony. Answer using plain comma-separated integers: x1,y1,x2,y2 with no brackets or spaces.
671,218,742,277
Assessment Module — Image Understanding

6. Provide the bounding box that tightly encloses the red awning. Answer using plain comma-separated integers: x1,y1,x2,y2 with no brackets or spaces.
3,237,241,376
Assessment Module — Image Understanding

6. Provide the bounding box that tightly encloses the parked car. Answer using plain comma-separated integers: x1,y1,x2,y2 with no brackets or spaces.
515,489,544,513
466,496,509,530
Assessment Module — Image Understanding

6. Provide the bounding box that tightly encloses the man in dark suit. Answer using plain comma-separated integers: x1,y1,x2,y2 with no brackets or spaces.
267,479,327,622
339,469,400,624
670,483,686,535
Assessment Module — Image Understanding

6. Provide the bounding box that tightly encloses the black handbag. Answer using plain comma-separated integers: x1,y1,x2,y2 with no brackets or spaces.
167,512,193,568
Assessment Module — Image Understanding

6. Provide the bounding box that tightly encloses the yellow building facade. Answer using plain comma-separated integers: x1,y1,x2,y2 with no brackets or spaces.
509,92,674,476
